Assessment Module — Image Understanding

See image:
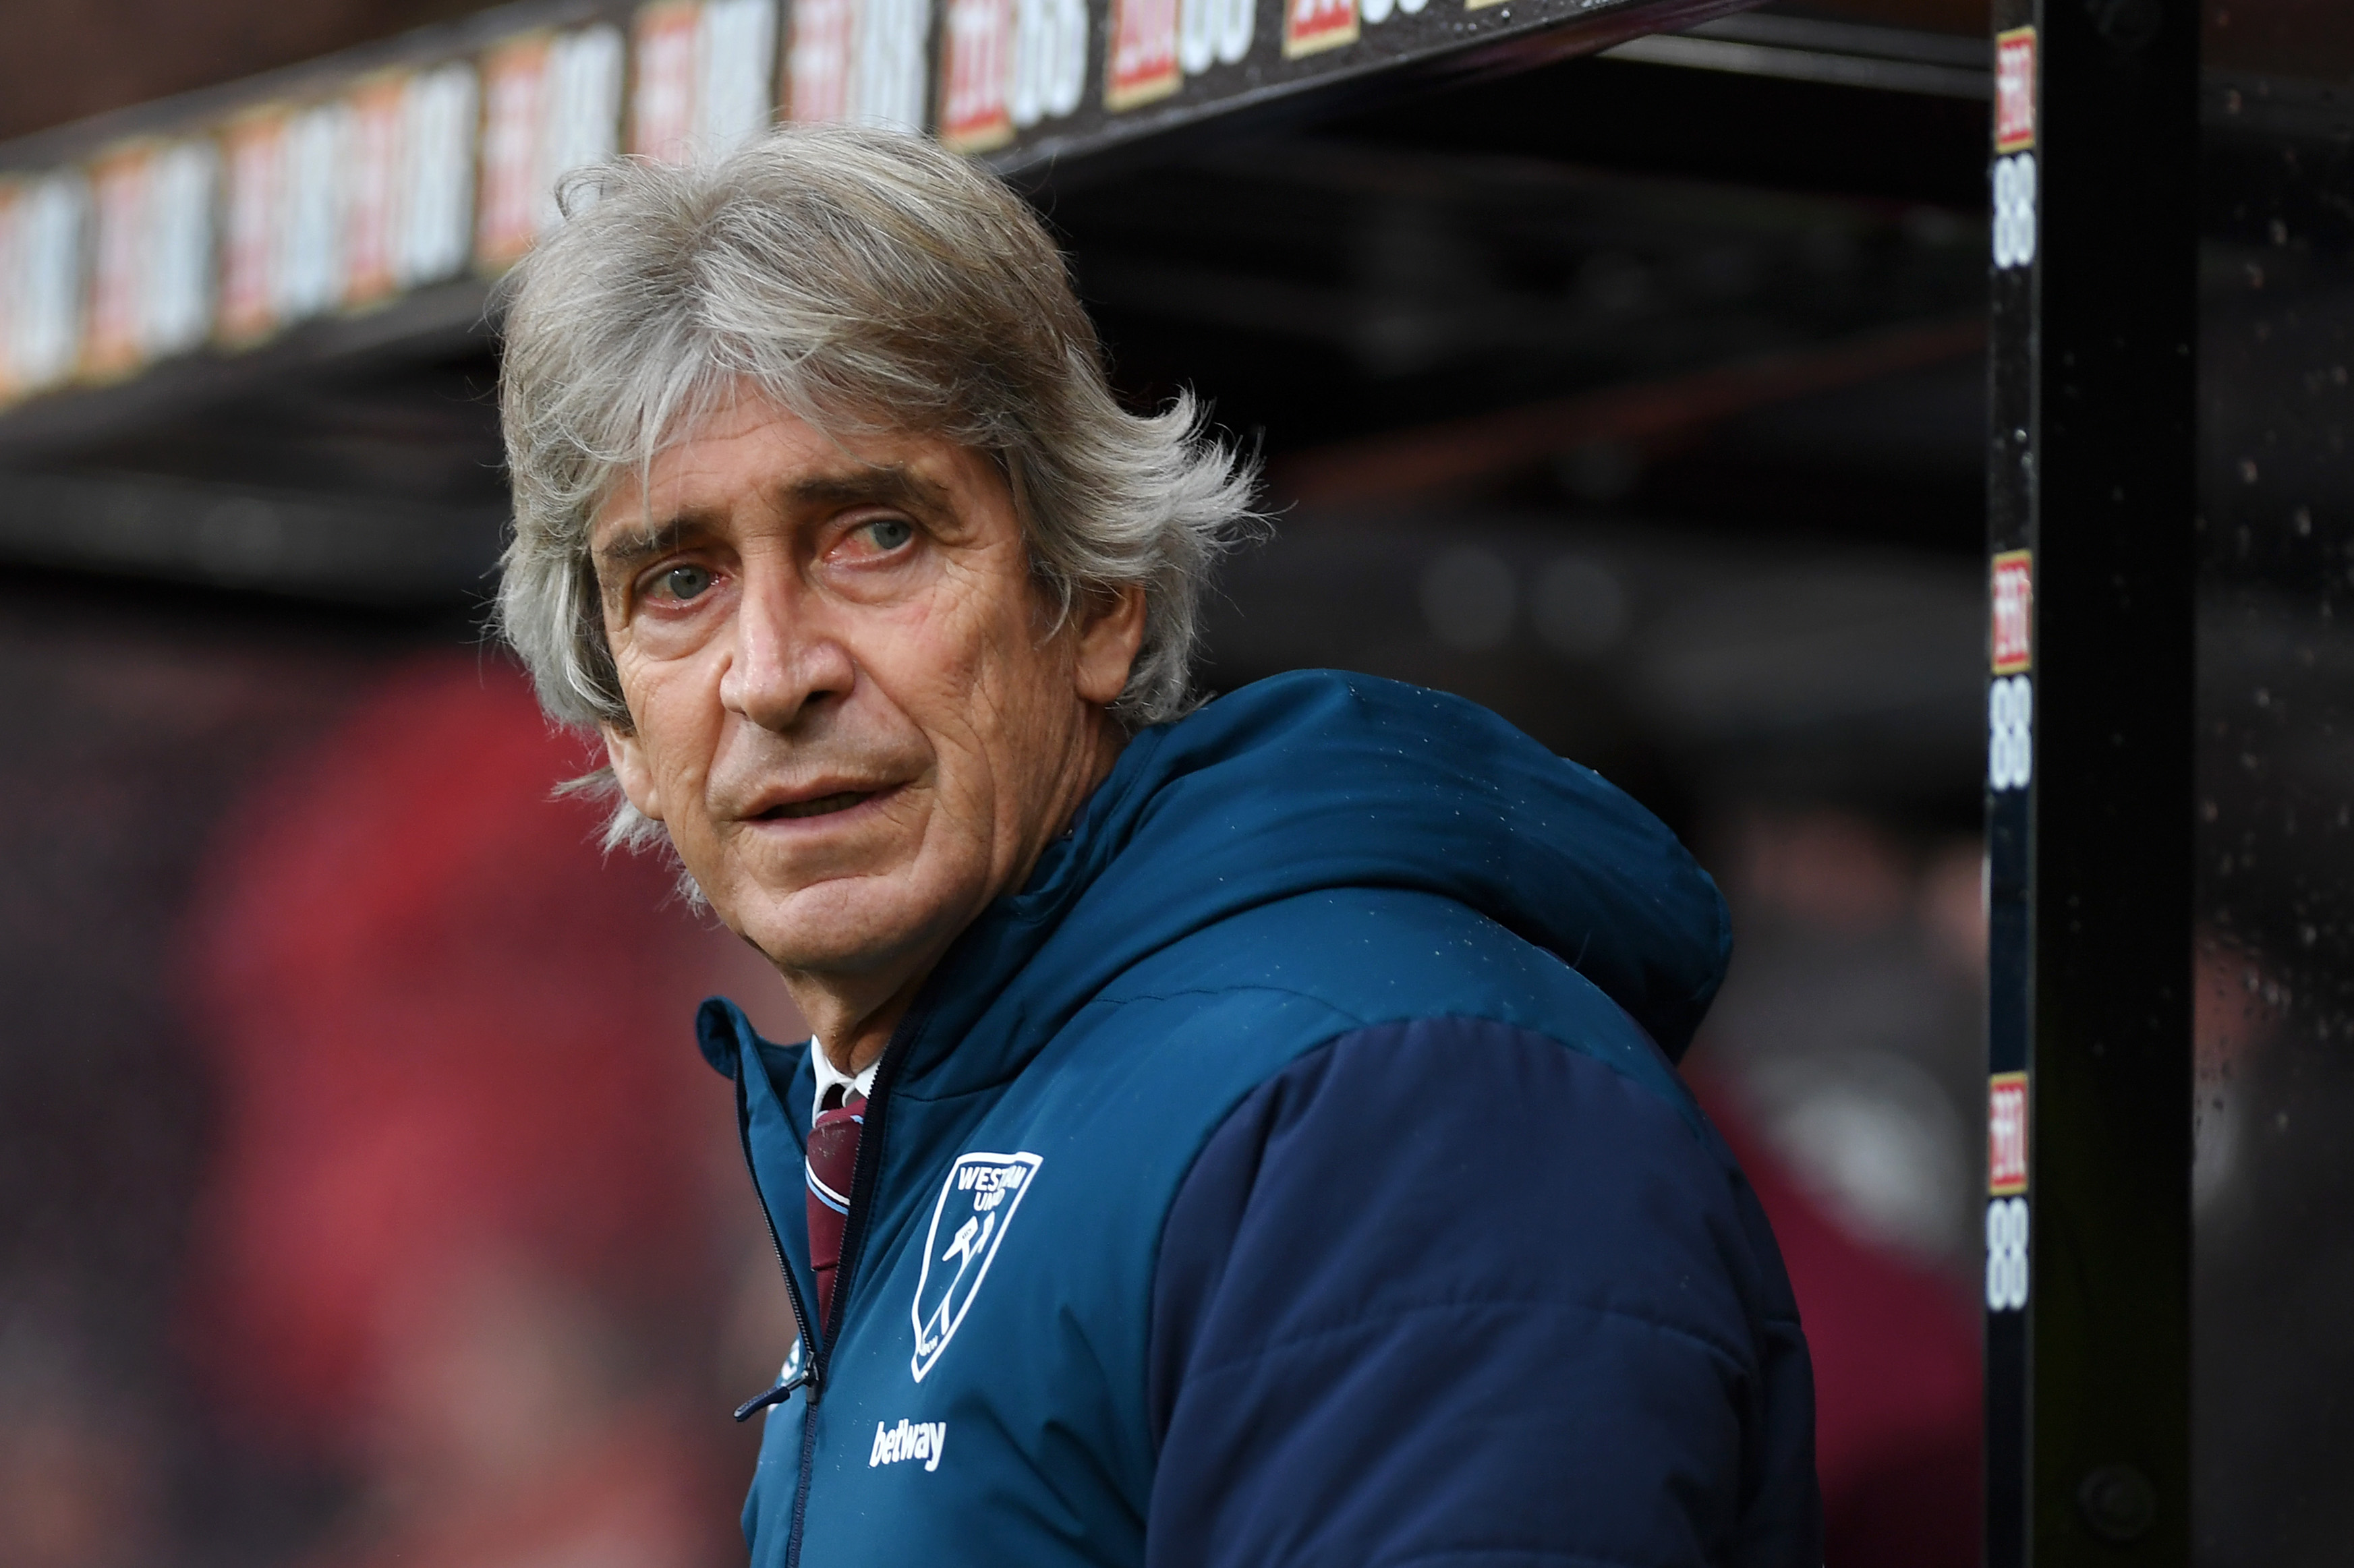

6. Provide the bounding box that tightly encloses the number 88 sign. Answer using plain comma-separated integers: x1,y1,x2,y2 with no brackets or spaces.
1988,675,2032,791
1992,152,2037,270
1986,1196,2030,1311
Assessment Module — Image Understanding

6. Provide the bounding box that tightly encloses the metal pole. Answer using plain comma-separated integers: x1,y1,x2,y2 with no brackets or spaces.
1982,0,2195,1562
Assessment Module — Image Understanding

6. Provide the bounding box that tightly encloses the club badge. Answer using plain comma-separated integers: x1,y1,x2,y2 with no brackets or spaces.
910,1151,1042,1381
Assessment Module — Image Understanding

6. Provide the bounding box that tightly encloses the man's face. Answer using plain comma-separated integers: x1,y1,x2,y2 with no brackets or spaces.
590,396,1141,993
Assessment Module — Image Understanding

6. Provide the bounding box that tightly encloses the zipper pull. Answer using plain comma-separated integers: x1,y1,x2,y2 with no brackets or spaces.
732,1364,815,1422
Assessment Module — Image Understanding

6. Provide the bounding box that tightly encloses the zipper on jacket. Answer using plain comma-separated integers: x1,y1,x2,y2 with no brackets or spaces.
730,1065,821,1418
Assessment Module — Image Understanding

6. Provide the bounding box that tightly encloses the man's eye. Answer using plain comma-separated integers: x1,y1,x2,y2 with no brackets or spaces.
859,518,915,552
648,564,714,603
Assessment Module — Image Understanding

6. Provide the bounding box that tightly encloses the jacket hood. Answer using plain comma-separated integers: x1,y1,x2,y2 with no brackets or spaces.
846,670,1727,1099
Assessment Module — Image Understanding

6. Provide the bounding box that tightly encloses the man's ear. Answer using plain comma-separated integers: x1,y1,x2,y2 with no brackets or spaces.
1072,583,1148,708
600,722,665,823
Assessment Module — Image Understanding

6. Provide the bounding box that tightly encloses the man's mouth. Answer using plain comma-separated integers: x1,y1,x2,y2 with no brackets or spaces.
759,790,875,821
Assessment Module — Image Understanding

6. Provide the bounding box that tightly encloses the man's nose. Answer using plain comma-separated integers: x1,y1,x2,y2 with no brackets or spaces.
719,556,855,731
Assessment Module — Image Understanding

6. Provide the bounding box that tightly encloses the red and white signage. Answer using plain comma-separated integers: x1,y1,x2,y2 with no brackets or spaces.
219,110,287,344
83,136,220,376
940,0,1085,143
1995,28,2036,154
86,139,217,376
1107,0,1182,111
632,3,701,161
83,146,154,380
632,0,776,163
478,25,622,267
784,0,857,122
1988,1072,2028,1196
1283,0,1357,57
480,36,554,268
0,2,759,401
940,0,1016,150
1991,549,2033,674
343,75,409,307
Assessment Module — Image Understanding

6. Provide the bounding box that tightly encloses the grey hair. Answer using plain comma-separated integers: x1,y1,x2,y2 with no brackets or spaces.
494,124,1259,854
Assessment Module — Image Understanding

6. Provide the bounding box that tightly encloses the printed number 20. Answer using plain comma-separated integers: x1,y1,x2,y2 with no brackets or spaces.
1986,1196,2030,1312
1993,152,2038,270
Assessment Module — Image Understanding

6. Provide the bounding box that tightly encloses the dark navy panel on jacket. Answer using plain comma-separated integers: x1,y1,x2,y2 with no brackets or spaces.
693,670,1819,1568
1149,1019,1817,1568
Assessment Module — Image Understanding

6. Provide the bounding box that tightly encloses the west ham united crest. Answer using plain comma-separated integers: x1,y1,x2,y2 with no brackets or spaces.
910,1151,1042,1381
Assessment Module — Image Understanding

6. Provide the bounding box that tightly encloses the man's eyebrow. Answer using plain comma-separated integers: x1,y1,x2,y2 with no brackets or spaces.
593,514,708,575
782,463,953,516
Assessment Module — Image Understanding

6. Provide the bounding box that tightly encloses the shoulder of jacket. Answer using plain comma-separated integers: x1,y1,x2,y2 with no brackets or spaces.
1078,886,1701,1142
1097,886,1601,1028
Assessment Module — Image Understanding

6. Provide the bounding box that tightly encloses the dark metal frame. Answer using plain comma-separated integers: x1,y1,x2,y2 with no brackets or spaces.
1982,0,2195,1561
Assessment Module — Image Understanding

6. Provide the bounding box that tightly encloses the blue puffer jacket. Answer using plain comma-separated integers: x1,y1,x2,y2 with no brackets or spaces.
697,670,1819,1568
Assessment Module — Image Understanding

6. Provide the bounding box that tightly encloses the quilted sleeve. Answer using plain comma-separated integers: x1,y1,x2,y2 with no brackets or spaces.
1145,1015,1819,1568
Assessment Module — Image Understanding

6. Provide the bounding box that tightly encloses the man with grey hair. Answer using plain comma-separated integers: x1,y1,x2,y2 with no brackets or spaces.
498,125,1818,1568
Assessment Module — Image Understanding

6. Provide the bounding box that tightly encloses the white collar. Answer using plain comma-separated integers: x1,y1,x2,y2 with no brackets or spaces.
810,1039,879,1121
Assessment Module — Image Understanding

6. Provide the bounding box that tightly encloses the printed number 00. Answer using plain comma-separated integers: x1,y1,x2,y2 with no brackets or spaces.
1986,1196,2030,1312
1993,152,2038,270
